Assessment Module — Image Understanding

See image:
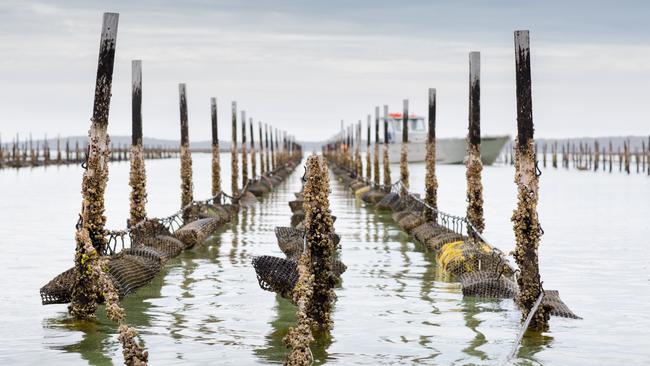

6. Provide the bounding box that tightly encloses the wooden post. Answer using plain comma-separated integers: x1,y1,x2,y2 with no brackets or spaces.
210,97,221,197
355,120,362,177
231,102,239,198
425,88,438,222
264,123,270,174
258,122,265,174
512,30,548,331
400,99,409,193
270,127,276,171
128,59,147,227
241,110,248,187
552,141,558,168
382,105,391,189
609,141,613,173
366,114,371,181
373,106,380,186
466,52,485,233
594,141,600,171
178,83,193,222
70,12,119,319
250,118,256,178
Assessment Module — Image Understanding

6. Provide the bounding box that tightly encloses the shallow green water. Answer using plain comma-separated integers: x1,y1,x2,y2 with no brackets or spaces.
1,153,649,365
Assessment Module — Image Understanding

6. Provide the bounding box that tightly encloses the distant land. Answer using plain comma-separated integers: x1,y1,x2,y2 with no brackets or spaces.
2,135,648,154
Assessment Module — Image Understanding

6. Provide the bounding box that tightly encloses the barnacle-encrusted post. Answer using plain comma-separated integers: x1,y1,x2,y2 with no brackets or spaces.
355,121,362,177
178,83,193,222
270,126,276,171
231,102,239,198
366,115,371,181
128,60,147,227
284,253,315,366
250,118,256,178
241,110,248,187
70,13,118,319
425,88,438,222
210,97,221,196
466,52,485,233
303,155,336,328
373,106,380,186
512,30,549,331
594,141,600,171
264,123,270,174
552,142,558,168
382,105,391,189
258,122,265,174
624,140,630,174
399,99,409,194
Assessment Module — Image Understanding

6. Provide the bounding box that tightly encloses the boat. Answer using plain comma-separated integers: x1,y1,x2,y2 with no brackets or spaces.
382,113,509,165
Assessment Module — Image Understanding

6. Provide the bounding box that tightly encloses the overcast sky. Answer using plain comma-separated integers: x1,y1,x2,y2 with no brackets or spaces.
1,0,648,142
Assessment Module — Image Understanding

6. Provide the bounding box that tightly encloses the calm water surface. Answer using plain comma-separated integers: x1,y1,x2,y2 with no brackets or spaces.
0,153,648,365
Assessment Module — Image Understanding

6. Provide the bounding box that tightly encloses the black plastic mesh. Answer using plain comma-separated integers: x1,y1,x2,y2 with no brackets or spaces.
275,227,304,259
173,217,221,248
543,290,581,319
137,235,185,260
40,267,76,305
376,192,399,210
107,252,163,298
460,271,517,298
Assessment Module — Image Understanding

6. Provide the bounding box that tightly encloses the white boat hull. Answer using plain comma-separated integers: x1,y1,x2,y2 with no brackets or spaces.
383,136,509,165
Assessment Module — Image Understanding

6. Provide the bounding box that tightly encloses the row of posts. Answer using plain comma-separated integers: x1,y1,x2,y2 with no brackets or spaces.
0,137,178,169
503,139,650,175
324,30,549,331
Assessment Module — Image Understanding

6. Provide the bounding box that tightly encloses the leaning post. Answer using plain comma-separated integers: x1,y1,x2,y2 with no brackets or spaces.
512,30,549,331
70,12,119,319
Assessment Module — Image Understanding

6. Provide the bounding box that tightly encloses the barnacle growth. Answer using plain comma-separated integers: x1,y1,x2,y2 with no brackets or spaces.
399,144,409,193
424,134,438,222
180,144,193,222
284,253,315,366
212,143,221,197
512,139,549,331
70,131,111,318
465,143,485,233
302,156,336,329
128,144,147,227
383,145,391,190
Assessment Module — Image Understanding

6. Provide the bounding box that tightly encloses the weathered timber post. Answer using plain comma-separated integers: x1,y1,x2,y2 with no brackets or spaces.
65,139,70,163
178,83,193,222
609,141,613,173
70,12,118,319
128,60,147,227
269,126,275,171
552,142,558,168
382,105,391,189
425,88,438,222
75,141,80,163
466,52,485,233
635,147,640,174
258,122,265,174
241,110,248,187
210,97,221,197
512,30,549,331
355,121,362,177
56,136,62,164
373,106,380,186
366,115,371,181
264,123,270,174
250,118,256,178
231,102,239,198
624,141,630,174
542,143,547,168
275,128,280,167
594,140,600,172
400,99,409,193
